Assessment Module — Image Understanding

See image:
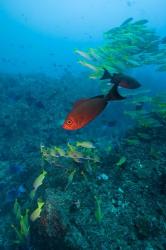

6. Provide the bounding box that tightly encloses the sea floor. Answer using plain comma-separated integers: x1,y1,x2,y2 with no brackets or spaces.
0,73,165,250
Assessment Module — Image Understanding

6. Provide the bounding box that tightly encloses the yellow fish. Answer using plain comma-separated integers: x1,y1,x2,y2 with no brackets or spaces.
33,170,47,191
76,141,95,149
78,60,97,71
75,50,91,60
54,147,66,157
67,150,84,163
30,199,44,222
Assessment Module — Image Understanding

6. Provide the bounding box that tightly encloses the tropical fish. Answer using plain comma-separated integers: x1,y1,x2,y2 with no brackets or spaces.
100,68,141,89
116,156,127,167
65,169,76,190
78,60,98,71
62,84,125,130
13,199,21,220
33,170,47,191
75,50,91,60
54,147,66,157
76,141,95,149
120,17,133,26
67,150,84,163
133,19,148,26
30,199,44,222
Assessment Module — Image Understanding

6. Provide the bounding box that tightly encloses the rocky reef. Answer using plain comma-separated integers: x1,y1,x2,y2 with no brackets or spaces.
0,73,165,250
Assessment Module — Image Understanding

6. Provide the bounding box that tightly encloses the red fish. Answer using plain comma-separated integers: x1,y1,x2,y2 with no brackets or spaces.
101,68,141,89
62,85,125,130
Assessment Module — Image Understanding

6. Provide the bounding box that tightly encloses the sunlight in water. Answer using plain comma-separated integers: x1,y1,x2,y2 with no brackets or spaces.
2,0,166,37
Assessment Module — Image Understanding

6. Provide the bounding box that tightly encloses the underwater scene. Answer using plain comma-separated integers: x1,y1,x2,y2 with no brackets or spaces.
0,0,166,249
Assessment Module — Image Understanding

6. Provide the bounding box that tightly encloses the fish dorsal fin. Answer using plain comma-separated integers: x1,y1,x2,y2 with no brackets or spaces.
90,95,104,99
73,99,88,108
100,68,112,80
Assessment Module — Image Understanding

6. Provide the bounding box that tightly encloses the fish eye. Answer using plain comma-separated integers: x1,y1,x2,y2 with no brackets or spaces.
66,119,73,125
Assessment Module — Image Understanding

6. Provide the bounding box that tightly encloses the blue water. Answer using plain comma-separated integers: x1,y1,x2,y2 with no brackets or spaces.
0,1,166,250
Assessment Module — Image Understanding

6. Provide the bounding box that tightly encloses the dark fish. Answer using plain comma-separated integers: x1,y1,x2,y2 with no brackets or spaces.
134,19,148,25
62,85,125,130
100,68,141,89
121,17,133,26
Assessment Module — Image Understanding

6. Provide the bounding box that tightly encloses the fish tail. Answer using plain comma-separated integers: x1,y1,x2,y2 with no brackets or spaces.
100,68,112,80
105,84,126,101
37,199,44,209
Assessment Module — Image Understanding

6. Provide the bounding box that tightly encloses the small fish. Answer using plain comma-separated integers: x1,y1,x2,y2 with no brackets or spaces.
67,150,84,163
30,199,44,222
100,68,141,89
63,84,125,130
116,156,127,167
76,141,95,149
54,147,66,157
33,170,47,191
75,50,91,60
133,19,148,26
121,17,133,26
13,199,21,220
65,169,76,190
78,60,97,71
